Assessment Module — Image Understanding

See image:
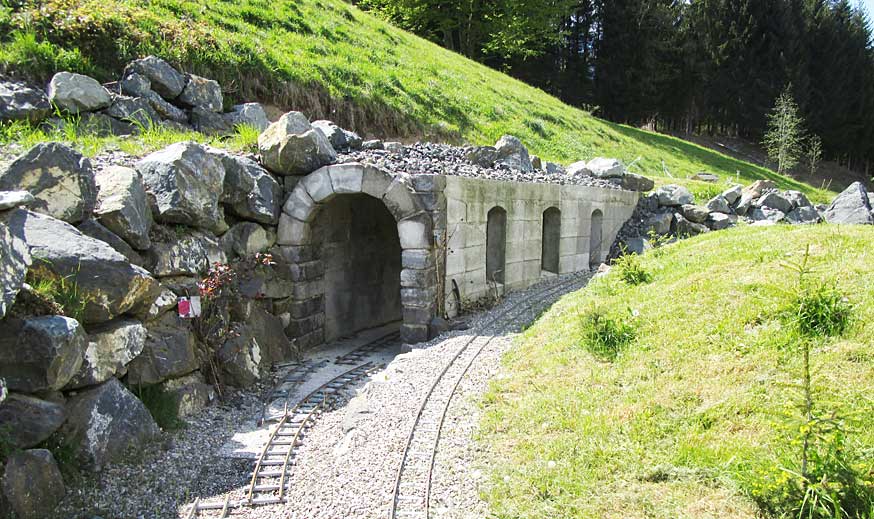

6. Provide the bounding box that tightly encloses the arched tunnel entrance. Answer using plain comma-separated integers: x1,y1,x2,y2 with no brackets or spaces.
313,194,402,342
277,163,436,347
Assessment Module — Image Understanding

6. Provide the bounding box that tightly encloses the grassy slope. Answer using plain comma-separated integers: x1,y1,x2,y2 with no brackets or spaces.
480,225,874,518
0,0,831,202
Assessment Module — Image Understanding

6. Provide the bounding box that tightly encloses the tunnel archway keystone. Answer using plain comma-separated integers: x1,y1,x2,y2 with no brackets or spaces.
277,163,435,346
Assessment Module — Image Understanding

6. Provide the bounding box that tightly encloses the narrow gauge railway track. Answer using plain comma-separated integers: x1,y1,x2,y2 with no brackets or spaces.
335,330,401,365
186,362,383,518
388,274,587,519
258,359,327,426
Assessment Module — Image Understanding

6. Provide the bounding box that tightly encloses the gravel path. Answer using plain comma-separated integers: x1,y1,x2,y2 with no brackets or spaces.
51,273,589,519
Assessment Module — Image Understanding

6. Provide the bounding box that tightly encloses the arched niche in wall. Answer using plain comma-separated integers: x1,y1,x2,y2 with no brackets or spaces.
486,206,507,284
589,209,603,269
541,207,561,274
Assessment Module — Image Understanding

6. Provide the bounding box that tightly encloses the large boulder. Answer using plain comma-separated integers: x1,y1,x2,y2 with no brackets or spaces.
66,318,146,389
224,103,270,132
0,316,86,392
566,161,593,179
756,191,794,214
465,146,498,168
674,213,709,236
311,120,362,152
616,173,655,192
785,206,821,225
210,150,281,224
125,312,199,386
189,106,233,135
103,95,160,128
706,212,737,231
0,80,51,123
160,371,215,417
0,220,30,319
494,135,533,173
217,324,264,388
743,179,776,199
0,142,97,223
0,394,65,449
823,182,873,225
47,72,111,114
123,56,186,100
77,219,144,267
784,190,812,209
94,166,153,249
6,209,160,324
178,74,222,112
55,378,160,469
706,195,731,214
258,111,337,176
586,158,625,178
656,185,694,207
749,206,786,224
221,222,273,259
1,449,65,519
231,299,295,364
681,204,710,224
136,142,226,231
721,185,743,206
148,229,226,277
118,72,151,98
145,90,188,122
643,212,673,235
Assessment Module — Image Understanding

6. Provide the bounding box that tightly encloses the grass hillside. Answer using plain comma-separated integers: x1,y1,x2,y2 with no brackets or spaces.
0,0,832,202
480,225,874,518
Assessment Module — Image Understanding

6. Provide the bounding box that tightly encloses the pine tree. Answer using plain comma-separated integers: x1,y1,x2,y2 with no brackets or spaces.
763,86,806,173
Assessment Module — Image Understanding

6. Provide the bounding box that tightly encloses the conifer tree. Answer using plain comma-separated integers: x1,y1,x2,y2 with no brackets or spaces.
763,86,806,173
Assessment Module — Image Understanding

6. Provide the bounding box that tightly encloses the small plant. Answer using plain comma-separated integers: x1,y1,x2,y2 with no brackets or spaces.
227,123,261,152
136,385,185,430
782,246,852,338
614,251,652,286
579,309,636,362
26,264,92,322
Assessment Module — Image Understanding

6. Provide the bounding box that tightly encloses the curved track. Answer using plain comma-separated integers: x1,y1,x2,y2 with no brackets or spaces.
388,274,587,519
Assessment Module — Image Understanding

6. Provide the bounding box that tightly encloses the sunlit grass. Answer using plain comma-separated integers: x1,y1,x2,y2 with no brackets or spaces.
480,225,874,518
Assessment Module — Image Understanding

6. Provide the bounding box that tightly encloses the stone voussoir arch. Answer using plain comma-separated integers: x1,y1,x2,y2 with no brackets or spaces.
277,162,437,346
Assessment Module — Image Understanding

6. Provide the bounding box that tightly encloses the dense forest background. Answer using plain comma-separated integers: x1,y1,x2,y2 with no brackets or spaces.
355,0,874,172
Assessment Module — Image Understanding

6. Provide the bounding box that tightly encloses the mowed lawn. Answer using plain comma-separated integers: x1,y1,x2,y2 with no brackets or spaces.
0,0,832,202
480,225,874,518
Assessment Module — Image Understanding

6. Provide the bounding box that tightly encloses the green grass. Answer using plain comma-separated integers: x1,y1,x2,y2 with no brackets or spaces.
480,225,874,518
0,0,833,201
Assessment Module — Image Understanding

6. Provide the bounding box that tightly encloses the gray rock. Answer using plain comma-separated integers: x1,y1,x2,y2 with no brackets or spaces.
0,316,86,392
258,112,337,176
530,155,543,170
118,72,151,98
126,312,198,386
656,184,694,207
681,204,709,224
0,142,97,223
145,90,187,123
231,300,294,363
47,72,111,114
784,190,812,209
643,211,673,235
160,371,215,417
1,449,65,519
145,285,177,322
189,106,233,135
384,141,405,154
221,222,273,258
149,229,226,277
691,172,719,183
743,179,776,199
735,193,755,216
756,191,794,213
785,206,821,225
617,173,655,192
0,394,65,449
823,182,873,225
210,150,280,224
721,185,743,205
217,325,264,387
103,95,160,128
362,139,384,151
94,166,153,249
77,219,144,266
706,195,731,214
586,157,625,179
224,103,270,132
137,142,226,231
0,80,51,123
66,319,146,389
123,56,186,100
494,135,533,172
566,161,592,179
544,162,562,175
312,120,353,151
6,209,160,324
0,190,35,210
56,378,160,469
178,74,222,112
706,212,737,231
465,146,498,168
749,206,786,224
0,220,30,319
674,213,710,236
620,237,650,255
